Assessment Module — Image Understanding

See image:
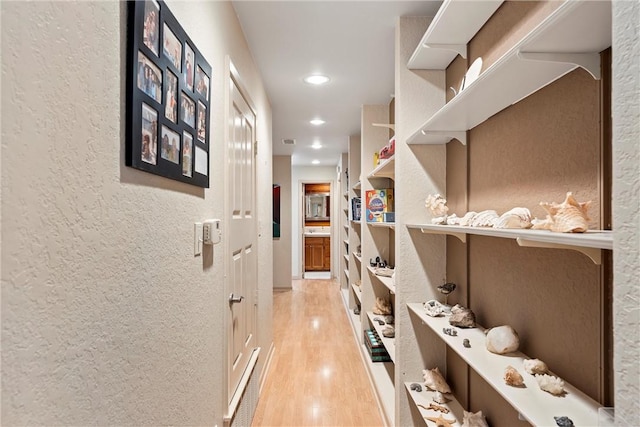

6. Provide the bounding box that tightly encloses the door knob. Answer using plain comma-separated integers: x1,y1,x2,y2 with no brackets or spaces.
229,293,244,304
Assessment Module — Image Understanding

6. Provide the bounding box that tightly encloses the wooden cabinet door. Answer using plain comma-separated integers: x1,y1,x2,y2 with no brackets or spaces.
323,237,331,270
305,237,325,271
304,242,313,270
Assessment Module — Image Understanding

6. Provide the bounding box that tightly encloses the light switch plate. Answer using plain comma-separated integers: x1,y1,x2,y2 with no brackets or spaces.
194,222,203,256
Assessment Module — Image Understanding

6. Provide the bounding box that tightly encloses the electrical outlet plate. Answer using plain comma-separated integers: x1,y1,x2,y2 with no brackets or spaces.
194,222,203,255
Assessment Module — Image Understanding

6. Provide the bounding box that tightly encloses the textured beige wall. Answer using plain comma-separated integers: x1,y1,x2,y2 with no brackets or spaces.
1,1,272,425
612,1,640,424
273,156,292,289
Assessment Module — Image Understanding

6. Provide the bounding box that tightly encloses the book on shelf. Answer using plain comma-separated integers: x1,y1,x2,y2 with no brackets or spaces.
351,197,362,221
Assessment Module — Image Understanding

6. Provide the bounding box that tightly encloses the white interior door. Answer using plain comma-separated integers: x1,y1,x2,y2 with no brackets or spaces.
226,70,257,403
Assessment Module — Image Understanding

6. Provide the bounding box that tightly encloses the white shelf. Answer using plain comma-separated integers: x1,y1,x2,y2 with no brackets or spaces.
341,288,361,339
343,239,349,246
367,265,395,294
407,303,600,426
343,223,349,229
354,253,362,263
344,269,349,280
404,382,465,423
367,221,395,230
372,123,395,132
343,207,349,212
344,191,349,199
406,223,612,264
407,0,611,145
343,254,349,263
351,220,361,226
408,0,504,70
352,181,361,190
351,283,362,305
367,154,395,180
360,344,395,426
366,311,395,363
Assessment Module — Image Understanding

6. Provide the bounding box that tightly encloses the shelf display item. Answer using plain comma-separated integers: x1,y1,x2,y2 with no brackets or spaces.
425,193,449,224
424,299,451,317
469,209,499,227
425,415,456,427
504,365,525,387
449,304,476,328
384,315,394,324
382,325,395,338
420,402,450,414
373,297,392,315
432,391,451,404
442,327,457,336
461,410,489,427
374,266,394,277
536,374,565,396
532,192,592,233
554,416,575,427
365,189,394,223
463,338,471,348
423,367,452,394
364,329,391,362
523,358,549,375
494,207,533,229
461,57,483,91
445,213,460,225
485,325,520,354
410,382,422,392
459,211,478,226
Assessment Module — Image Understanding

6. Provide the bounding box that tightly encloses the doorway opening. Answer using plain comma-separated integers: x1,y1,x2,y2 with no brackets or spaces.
302,182,332,279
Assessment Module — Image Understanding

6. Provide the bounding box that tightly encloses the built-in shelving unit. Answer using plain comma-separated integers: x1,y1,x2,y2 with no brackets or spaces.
407,303,600,425
353,181,361,191
407,1,611,145
407,0,504,70
367,265,395,294
354,253,362,263
366,311,395,363
367,155,395,180
406,223,612,264
404,382,465,423
351,283,362,304
367,222,395,230
344,269,349,280
343,253,349,263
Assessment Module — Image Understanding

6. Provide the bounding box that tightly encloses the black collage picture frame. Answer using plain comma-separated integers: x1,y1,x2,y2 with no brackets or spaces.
126,0,211,188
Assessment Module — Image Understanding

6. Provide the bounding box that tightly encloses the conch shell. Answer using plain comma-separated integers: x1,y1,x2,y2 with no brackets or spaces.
536,374,565,396
504,365,525,386
523,358,549,375
494,207,532,229
462,410,489,427
470,210,499,227
423,367,452,394
426,194,449,219
532,192,591,233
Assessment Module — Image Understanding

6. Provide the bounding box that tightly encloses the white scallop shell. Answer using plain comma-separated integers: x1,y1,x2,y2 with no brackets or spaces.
422,367,452,394
494,207,532,229
536,374,565,396
485,325,520,354
425,194,449,218
459,211,478,226
523,358,549,375
470,210,499,227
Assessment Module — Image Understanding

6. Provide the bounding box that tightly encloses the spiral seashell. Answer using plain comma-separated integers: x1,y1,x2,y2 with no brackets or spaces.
534,192,591,233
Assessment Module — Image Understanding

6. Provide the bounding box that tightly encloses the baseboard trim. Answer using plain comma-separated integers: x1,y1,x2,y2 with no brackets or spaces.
258,342,275,394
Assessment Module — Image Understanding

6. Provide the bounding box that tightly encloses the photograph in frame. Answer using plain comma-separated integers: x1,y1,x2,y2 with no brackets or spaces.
181,92,195,128
197,100,206,143
141,103,158,165
160,125,181,164
184,43,195,92
162,22,182,71
195,65,210,101
182,131,193,177
165,69,178,123
137,51,162,103
195,145,208,176
142,0,160,56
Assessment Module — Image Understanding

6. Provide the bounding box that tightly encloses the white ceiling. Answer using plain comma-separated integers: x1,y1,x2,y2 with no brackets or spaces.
232,1,442,166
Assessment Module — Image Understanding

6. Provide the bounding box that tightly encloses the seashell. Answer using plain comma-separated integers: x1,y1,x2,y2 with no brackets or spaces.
554,416,575,427
432,391,451,404
382,325,395,338
446,214,461,225
463,339,471,348
459,211,478,226
494,207,532,229
470,210,499,227
424,300,450,317
462,410,489,427
426,194,449,218
449,304,476,328
531,215,553,230
431,216,448,225
409,382,422,392
536,374,565,396
423,367,452,394
485,325,520,354
523,358,549,375
535,192,592,233
504,365,525,387
373,297,392,315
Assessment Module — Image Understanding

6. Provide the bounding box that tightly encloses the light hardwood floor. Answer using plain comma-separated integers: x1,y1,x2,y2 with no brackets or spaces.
251,279,384,427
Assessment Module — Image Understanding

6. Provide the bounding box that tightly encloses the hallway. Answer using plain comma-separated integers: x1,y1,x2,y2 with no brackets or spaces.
251,279,383,427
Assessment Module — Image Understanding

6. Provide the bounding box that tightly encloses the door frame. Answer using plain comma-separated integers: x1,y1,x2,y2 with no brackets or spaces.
299,179,335,279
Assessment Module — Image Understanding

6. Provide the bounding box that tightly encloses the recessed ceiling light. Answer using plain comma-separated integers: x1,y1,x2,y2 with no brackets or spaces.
304,75,330,85
312,142,322,149
312,160,320,165
310,119,325,126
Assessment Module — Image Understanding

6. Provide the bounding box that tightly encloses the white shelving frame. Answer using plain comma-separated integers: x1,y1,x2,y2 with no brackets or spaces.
351,283,362,305
367,221,396,230
407,303,601,425
407,1,612,145
367,155,395,180
367,265,396,294
407,0,504,70
403,382,465,423
406,224,612,265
